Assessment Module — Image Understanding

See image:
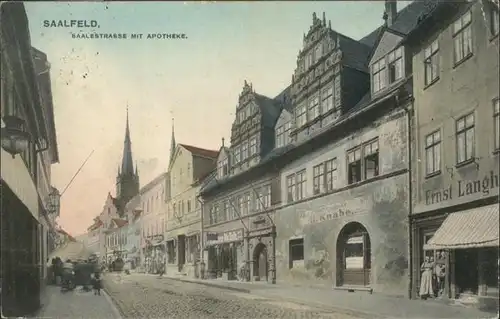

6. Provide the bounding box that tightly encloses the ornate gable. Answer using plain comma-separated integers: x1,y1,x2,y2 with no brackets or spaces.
291,12,342,105
230,80,261,146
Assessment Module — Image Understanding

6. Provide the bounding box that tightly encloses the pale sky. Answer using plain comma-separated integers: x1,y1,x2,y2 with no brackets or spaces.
24,1,411,236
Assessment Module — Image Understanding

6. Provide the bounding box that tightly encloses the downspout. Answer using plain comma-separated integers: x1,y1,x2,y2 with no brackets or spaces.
401,95,414,300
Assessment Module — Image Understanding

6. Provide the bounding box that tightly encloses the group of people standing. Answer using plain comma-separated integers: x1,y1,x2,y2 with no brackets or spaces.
419,251,447,299
49,257,102,295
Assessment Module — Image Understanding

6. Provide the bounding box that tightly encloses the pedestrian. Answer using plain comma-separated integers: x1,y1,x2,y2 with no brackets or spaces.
91,272,102,295
419,256,434,300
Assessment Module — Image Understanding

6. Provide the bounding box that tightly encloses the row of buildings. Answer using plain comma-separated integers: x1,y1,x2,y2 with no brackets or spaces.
1,2,69,317
81,0,499,310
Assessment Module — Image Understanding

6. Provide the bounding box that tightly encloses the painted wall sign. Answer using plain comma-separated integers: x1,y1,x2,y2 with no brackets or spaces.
425,170,499,205
206,229,244,246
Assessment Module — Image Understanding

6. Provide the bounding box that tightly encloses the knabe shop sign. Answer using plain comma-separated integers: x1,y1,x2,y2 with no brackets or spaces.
425,170,499,205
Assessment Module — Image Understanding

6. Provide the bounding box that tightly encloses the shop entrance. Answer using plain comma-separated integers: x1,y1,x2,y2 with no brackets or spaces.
336,222,371,287
253,242,268,281
455,249,479,295
178,235,186,272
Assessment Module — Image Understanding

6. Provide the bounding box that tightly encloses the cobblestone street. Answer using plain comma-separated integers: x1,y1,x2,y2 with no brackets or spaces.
103,274,363,319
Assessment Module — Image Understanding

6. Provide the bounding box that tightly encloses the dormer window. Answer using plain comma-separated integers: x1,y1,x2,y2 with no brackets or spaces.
372,58,386,93
276,121,291,148
388,47,404,83
217,157,229,178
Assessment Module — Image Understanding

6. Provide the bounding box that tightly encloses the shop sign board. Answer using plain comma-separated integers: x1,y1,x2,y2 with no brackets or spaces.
424,170,499,206
206,229,244,246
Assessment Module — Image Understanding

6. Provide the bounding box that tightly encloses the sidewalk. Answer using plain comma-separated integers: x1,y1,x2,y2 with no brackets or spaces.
36,285,122,319
159,273,496,319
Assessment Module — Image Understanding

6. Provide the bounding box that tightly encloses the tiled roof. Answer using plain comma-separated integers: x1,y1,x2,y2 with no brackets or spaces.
359,0,439,47
338,33,371,72
179,144,219,159
201,78,412,196
254,93,283,129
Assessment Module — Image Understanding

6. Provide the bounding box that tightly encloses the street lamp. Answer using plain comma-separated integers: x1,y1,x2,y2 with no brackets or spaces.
1,115,31,158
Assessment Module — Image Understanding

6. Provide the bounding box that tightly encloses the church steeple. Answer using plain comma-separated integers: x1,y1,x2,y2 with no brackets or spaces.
169,116,176,166
121,107,134,175
116,107,139,212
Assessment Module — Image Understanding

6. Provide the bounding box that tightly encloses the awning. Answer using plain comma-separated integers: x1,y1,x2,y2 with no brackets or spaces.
424,203,499,250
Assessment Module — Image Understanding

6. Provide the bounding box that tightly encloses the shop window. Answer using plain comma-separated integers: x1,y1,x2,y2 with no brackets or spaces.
364,139,379,179
289,238,304,269
345,236,364,269
347,147,362,184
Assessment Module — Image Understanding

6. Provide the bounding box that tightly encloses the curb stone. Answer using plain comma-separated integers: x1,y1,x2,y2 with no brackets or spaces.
102,288,124,319
165,277,381,318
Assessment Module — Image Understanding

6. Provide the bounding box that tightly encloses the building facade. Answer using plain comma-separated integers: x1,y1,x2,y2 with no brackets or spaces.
138,172,167,273
104,217,129,265
1,2,61,316
198,2,443,297
200,81,285,282
123,202,142,270
165,139,218,277
31,47,61,283
272,6,426,296
405,0,499,309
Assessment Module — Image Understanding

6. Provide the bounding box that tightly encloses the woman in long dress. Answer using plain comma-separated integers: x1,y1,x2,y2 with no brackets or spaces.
419,256,434,299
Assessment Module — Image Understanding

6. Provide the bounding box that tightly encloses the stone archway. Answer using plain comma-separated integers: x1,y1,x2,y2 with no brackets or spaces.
336,222,371,287
252,242,268,282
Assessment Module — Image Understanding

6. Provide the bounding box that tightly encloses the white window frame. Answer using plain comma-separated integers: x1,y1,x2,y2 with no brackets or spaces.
425,130,441,175
424,40,440,86
453,10,473,65
372,58,386,93
455,112,475,164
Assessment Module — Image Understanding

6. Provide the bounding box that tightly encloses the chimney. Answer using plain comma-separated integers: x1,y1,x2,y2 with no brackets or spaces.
385,0,397,27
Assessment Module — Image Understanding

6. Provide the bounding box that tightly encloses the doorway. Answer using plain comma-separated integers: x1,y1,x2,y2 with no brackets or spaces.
253,242,268,281
336,222,371,287
178,235,186,272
